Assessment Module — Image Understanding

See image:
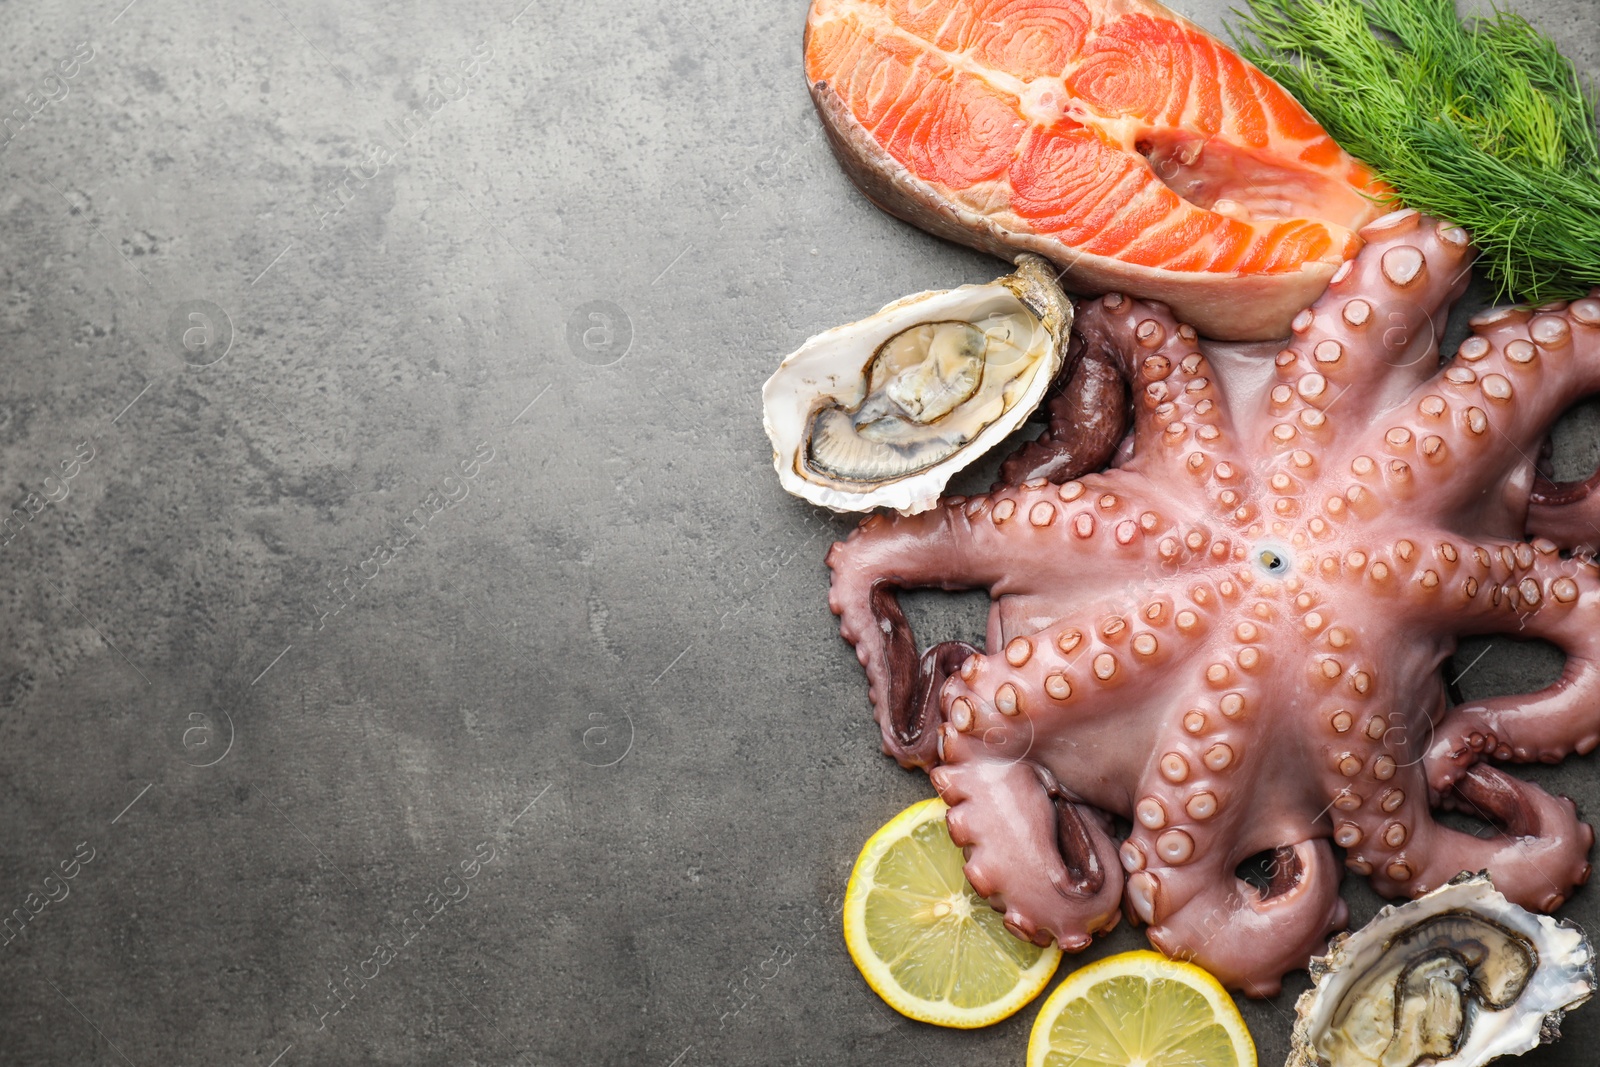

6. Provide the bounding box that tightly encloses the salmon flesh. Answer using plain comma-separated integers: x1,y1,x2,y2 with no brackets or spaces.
805,0,1390,340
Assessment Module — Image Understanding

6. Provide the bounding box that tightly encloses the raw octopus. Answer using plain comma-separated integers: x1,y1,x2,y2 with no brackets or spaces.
826,209,1600,995
804,0,1389,340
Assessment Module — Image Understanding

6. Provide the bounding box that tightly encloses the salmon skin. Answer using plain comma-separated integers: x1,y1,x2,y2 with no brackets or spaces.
805,0,1390,340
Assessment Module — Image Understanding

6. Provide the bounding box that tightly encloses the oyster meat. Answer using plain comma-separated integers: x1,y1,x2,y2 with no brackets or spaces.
762,254,1071,514
1289,872,1595,1067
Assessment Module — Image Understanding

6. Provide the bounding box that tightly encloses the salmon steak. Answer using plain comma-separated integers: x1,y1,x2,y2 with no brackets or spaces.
804,0,1391,340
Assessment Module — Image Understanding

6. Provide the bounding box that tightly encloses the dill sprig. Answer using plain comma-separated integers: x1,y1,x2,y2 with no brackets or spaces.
1230,0,1600,302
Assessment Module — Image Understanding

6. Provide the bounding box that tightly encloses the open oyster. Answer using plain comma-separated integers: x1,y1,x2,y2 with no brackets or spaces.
762,255,1071,514
1289,872,1595,1067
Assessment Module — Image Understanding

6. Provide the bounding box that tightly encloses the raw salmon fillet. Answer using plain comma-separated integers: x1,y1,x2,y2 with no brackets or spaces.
805,0,1390,340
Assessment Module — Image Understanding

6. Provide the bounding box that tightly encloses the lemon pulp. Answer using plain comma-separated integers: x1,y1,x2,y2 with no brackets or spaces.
1027,950,1257,1067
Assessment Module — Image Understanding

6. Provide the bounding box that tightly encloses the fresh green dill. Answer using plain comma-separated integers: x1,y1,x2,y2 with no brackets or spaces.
1230,0,1600,302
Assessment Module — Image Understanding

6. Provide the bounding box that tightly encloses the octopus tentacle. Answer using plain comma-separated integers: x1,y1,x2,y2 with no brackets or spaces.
1520,293,1600,548
1249,209,1473,453
1119,647,1348,996
1366,763,1592,913
1332,752,1433,888
1117,663,1258,893
827,507,1009,767
996,340,1128,487
1132,838,1346,998
1528,466,1600,554
907,640,982,760
1371,292,1600,527
1425,549,1600,788
934,583,1240,777
830,474,1203,765
1074,294,1236,480
930,754,1124,950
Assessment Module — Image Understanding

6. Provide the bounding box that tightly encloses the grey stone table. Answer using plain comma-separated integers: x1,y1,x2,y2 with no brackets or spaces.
2,0,1599,1064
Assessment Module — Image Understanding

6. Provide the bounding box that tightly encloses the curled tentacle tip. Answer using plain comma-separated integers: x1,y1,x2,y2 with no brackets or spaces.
1242,978,1283,1000
1056,930,1091,951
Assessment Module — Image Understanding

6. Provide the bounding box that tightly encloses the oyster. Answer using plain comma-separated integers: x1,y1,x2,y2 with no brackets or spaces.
1289,872,1595,1067
763,255,1071,514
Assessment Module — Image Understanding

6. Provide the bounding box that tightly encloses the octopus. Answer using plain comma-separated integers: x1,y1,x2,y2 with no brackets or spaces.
826,208,1600,996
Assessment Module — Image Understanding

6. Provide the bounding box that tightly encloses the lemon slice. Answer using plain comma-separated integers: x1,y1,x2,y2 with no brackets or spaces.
1027,950,1257,1067
843,796,1061,1028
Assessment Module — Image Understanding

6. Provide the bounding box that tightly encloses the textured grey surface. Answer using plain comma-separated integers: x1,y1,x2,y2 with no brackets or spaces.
2,0,1600,1064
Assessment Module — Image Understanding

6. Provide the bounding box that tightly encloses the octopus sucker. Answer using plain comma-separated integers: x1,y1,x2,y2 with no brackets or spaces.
826,211,1600,993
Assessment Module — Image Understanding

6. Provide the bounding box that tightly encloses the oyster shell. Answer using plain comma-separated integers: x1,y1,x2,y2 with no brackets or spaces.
1289,872,1595,1067
762,255,1071,514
